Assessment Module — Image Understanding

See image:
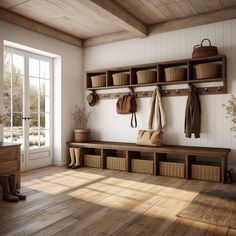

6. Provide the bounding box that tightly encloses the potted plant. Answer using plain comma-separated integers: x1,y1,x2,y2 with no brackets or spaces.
223,94,236,183
72,106,91,142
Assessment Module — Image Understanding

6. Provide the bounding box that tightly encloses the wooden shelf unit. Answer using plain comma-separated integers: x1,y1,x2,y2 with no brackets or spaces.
67,141,230,183
86,55,227,98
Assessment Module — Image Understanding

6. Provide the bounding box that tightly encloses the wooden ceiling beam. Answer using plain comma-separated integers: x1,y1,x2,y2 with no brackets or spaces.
81,0,147,37
149,6,236,35
83,31,137,48
83,6,236,48
0,7,82,47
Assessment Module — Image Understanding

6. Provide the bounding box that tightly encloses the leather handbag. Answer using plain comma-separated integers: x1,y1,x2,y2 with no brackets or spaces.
192,38,218,58
116,94,137,128
136,130,163,146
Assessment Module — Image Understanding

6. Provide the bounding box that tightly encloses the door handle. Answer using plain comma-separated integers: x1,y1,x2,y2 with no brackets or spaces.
27,117,32,120
22,117,27,120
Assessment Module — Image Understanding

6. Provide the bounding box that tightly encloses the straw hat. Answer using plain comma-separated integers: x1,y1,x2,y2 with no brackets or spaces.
87,92,98,106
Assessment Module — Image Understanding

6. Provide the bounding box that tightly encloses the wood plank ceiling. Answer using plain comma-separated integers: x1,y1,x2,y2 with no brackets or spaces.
0,0,236,47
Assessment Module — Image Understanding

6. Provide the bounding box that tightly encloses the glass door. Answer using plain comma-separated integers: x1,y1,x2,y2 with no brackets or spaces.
3,47,53,171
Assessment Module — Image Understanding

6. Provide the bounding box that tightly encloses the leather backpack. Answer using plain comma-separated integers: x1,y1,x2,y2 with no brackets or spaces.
116,94,137,128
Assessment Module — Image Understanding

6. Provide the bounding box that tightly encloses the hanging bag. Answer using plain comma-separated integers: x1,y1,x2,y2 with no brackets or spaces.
116,94,137,128
136,87,166,146
192,38,218,58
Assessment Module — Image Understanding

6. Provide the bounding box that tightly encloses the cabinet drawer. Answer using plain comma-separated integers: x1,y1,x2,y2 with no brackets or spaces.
0,160,17,175
0,147,18,159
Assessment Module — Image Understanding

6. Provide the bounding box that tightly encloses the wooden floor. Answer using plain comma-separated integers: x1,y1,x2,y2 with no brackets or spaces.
0,166,236,236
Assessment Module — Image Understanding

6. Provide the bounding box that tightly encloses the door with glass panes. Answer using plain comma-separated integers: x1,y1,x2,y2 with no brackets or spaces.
3,47,52,171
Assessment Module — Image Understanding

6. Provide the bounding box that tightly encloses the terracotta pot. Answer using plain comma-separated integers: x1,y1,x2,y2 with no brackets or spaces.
74,129,90,142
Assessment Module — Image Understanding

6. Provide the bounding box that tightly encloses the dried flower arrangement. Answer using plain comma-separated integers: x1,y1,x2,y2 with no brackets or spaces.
71,105,91,129
223,94,236,132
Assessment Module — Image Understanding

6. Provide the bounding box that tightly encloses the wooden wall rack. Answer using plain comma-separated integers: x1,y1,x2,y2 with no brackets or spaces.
86,55,227,98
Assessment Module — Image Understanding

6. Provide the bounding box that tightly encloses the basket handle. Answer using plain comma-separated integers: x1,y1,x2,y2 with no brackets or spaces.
201,38,211,47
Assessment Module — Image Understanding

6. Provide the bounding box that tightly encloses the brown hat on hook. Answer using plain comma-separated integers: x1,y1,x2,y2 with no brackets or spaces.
87,91,98,106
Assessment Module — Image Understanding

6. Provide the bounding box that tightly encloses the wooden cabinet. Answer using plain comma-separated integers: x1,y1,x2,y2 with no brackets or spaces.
0,143,21,188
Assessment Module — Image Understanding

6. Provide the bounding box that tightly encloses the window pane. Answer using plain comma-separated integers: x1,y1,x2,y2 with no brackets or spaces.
3,92,11,113
12,130,23,144
13,113,23,127
29,113,38,128
29,129,39,148
13,54,24,75
29,58,39,77
45,96,50,113
40,79,50,96
40,113,50,129
3,126,11,143
29,77,39,112
12,74,23,94
3,73,11,92
4,51,12,74
40,129,49,147
3,113,11,127
40,61,49,79
40,94,45,112
13,94,23,113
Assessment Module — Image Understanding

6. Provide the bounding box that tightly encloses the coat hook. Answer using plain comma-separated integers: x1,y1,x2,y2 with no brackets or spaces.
115,94,120,98
205,88,208,92
217,87,221,91
165,90,168,93
175,89,179,94
142,92,148,96
129,87,134,93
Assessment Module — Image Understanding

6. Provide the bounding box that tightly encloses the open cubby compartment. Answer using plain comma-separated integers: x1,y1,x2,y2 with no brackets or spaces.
86,70,107,89
188,55,226,82
158,154,186,178
129,151,154,174
83,148,102,168
107,69,131,87
190,156,221,182
158,59,188,84
104,149,126,171
130,64,158,85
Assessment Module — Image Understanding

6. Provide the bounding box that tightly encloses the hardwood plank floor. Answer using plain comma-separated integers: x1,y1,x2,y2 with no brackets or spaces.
0,166,235,236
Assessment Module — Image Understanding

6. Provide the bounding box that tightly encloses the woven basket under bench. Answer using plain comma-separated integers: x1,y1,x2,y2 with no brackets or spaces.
191,164,221,182
131,159,154,174
106,156,126,171
84,154,101,168
159,161,186,178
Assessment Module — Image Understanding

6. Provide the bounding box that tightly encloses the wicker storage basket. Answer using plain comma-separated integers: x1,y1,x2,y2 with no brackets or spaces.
195,63,220,79
131,159,154,174
84,154,101,168
164,67,187,82
106,156,126,171
160,161,185,178
112,73,130,86
191,164,220,182
91,74,106,87
136,70,156,84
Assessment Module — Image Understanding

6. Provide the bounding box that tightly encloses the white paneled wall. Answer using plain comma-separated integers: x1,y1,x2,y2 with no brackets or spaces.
84,19,236,167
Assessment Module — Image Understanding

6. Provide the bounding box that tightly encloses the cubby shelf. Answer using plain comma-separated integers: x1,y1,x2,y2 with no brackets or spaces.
86,55,227,97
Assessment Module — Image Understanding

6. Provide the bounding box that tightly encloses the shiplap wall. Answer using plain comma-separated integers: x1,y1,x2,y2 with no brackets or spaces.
84,19,236,167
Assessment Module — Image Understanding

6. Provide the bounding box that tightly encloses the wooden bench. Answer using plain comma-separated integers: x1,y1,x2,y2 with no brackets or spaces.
67,141,230,183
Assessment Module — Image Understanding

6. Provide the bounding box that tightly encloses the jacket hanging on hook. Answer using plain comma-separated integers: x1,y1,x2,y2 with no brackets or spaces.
185,84,201,138
148,87,167,131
